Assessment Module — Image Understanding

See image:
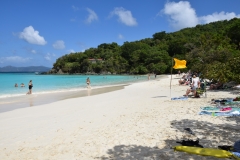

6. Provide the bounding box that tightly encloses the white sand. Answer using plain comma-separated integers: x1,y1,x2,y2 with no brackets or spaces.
0,75,239,160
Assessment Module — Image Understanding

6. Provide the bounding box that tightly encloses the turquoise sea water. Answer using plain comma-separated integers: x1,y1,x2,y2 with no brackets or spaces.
0,73,149,98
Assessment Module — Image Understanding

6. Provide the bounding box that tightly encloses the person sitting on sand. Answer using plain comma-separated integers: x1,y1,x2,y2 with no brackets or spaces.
15,83,18,87
210,82,223,90
179,78,187,85
183,74,200,97
179,74,189,85
21,83,25,87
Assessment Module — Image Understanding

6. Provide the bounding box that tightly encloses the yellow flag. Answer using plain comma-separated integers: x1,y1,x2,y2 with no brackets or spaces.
173,58,187,69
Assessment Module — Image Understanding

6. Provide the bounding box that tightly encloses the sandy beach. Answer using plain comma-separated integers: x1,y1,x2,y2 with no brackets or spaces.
0,75,239,160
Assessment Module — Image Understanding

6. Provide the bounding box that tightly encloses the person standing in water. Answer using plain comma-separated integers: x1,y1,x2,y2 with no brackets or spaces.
26,80,33,94
86,77,91,89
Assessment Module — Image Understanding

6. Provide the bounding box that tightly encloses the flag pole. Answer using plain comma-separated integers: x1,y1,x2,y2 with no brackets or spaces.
170,57,173,98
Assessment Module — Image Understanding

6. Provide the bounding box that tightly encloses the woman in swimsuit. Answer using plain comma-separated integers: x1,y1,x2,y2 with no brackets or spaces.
86,77,91,89
26,80,33,94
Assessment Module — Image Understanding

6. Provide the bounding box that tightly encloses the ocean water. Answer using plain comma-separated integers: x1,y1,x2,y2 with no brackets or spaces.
0,73,150,98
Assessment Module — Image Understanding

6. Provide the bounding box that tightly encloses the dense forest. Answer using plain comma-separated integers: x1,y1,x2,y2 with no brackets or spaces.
51,18,240,83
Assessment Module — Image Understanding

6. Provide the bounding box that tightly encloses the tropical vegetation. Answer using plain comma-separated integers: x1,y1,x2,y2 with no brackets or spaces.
51,18,240,83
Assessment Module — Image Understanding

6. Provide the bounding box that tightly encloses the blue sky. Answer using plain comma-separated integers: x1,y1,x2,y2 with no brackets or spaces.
1,0,240,68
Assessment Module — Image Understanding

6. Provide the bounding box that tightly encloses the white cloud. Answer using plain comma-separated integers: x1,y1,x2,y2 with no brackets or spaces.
118,34,124,39
110,7,137,26
0,56,32,63
72,5,79,11
161,1,240,30
68,49,75,53
161,1,198,30
44,53,51,61
19,26,47,45
85,8,98,24
31,50,36,54
44,53,55,61
199,11,240,24
52,40,65,49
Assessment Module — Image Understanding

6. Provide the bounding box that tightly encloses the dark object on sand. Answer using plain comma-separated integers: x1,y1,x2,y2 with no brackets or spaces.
184,128,195,135
176,139,204,148
217,140,240,152
218,145,234,151
233,140,240,152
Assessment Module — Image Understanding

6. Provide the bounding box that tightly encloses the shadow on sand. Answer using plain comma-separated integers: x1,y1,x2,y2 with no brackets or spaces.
97,118,240,160
207,88,240,96
152,96,167,98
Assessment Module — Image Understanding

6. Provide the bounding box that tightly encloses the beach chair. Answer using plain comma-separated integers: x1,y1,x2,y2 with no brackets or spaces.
196,81,207,97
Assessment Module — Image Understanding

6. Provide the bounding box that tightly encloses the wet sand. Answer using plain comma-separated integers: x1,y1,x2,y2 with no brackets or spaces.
0,85,126,113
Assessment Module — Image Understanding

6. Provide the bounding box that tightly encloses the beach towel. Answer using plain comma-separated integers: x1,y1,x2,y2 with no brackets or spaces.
232,152,240,159
200,107,232,113
200,106,218,111
171,97,188,100
174,146,235,159
199,110,240,116
221,107,232,111
201,106,240,111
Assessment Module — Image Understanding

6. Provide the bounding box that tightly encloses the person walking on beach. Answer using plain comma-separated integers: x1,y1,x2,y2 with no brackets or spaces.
26,80,33,94
86,77,91,89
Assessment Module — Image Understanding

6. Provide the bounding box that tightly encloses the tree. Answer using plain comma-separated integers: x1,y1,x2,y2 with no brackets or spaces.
50,17,240,83
80,59,91,73
185,33,233,78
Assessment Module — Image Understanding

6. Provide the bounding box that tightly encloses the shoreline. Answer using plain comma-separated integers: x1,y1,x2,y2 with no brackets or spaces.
0,75,167,113
0,85,126,113
0,74,156,99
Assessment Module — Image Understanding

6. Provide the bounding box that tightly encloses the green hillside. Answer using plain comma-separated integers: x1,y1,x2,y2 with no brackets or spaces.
51,18,240,83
